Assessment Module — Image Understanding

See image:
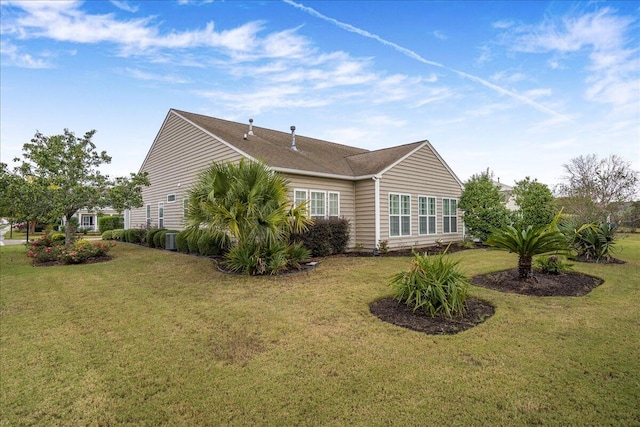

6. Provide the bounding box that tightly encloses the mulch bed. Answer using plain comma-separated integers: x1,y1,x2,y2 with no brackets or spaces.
370,297,495,335
32,255,113,267
471,269,605,297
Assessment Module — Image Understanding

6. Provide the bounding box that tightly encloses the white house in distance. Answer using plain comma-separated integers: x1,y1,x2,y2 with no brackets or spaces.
61,207,119,232
128,109,465,251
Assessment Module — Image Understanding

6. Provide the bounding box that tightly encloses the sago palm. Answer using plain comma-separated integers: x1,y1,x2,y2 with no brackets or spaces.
486,213,569,279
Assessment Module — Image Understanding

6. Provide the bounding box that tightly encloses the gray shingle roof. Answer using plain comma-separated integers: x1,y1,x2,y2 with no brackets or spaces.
173,109,426,178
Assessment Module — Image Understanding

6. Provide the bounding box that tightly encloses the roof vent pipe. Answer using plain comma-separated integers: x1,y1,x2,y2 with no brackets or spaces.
248,118,254,136
290,126,298,151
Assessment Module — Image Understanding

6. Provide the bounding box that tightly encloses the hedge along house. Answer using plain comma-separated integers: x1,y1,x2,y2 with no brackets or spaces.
127,109,464,251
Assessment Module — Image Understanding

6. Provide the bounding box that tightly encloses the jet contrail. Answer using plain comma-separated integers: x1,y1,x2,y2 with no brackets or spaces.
284,0,571,122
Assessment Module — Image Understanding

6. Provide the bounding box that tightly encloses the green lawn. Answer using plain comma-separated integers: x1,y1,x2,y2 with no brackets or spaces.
1,236,639,426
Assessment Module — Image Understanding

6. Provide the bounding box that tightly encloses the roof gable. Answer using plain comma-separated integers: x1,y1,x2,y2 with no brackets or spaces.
150,109,458,182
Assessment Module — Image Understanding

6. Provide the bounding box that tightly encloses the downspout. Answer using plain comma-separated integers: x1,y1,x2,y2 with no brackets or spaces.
373,175,381,252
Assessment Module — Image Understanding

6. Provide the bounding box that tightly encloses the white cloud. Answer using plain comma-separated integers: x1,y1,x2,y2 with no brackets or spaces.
0,40,52,68
432,30,447,41
124,68,191,84
110,1,139,13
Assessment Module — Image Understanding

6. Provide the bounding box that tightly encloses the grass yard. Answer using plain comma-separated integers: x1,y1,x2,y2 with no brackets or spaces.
1,236,639,426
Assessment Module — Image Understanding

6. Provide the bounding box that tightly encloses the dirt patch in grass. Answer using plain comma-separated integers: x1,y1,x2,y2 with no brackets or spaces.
471,269,604,297
370,297,495,335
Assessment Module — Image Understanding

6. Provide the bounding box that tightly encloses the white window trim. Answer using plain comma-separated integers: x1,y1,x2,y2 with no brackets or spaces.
158,201,165,229
310,190,327,219
328,191,340,218
418,195,437,235
389,193,411,237
294,189,308,210
182,198,189,224
167,193,176,203
442,198,458,234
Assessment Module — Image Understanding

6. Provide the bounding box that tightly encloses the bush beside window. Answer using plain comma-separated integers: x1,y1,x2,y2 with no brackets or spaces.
98,216,124,233
293,218,350,257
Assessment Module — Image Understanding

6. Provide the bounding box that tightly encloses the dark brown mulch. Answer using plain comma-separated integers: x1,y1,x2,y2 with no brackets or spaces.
32,255,113,267
471,269,604,296
370,297,495,335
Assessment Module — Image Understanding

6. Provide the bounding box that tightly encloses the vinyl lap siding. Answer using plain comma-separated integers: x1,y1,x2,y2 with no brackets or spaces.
129,112,243,230
380,144,463,249
354,179,376,250
283,173,357,248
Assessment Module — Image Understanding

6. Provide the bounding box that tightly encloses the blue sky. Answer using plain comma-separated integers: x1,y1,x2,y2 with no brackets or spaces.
1,0,638,188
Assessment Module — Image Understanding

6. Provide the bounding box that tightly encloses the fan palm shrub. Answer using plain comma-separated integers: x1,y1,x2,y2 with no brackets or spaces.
185,160,312,274
389,249,469,318
486,213,570,279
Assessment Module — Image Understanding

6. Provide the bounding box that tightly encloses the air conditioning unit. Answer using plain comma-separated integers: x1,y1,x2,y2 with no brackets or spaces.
165,233,177,251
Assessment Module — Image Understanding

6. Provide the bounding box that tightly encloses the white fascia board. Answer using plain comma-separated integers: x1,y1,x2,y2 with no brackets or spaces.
271,166,377,181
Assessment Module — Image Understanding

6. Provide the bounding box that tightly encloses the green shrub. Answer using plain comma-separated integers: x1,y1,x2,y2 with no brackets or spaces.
111,229,125,241
186,229,200,254
102,230,113,240
534,255,573,275
294,218,350,256
176,231,189,253
564,222,617,262
98,216,124,233
224,241,310,275
124,228,144,244
389,251,469,318
146,228,162,248
197,233,225,256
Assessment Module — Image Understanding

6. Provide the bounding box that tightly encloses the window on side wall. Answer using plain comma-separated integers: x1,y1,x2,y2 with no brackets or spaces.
328,192,339,218
419,196,436,235
167,194,176,203
443,198,458,233
146,204,151,227
158,202,164,229
310,191,326,219
389,193,411,237
294,189,308,212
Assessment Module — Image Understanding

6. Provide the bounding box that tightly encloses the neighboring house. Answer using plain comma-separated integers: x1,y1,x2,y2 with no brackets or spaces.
128,109,465,251
494,180,519,211
61,207,119,232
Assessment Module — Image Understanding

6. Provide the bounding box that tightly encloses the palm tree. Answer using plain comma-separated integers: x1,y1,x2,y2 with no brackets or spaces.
486,213,569,279
185,160,312,274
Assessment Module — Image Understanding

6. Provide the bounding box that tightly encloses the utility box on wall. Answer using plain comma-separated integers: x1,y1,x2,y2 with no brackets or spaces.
165,233,177,251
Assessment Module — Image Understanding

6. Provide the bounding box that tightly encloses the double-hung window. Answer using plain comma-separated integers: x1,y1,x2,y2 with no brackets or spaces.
158,202,165,229
310,191,326,219
294,189,308,212
389,193,411,237
146,204,151,227
328,192,340,218
419,196,436,235
182,199,189,224
442,198,458,233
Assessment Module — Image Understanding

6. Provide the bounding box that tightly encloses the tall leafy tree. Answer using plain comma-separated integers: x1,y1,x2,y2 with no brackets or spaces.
511,177,556,229
556,154,639,223
109,172,150,215
459,169,510,242
13,129,148,247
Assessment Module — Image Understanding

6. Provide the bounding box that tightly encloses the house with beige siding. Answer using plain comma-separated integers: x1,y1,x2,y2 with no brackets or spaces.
128,109,464,251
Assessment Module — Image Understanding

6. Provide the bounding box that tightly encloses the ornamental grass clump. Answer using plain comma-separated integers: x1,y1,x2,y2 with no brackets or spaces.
389,250,469,318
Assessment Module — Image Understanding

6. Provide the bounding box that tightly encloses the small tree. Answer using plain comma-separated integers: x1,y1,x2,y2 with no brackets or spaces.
556,154,639,223
13,130,150,247
459,169,510,242
511,177,556,230
109,172,150,215
486,212,569,279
